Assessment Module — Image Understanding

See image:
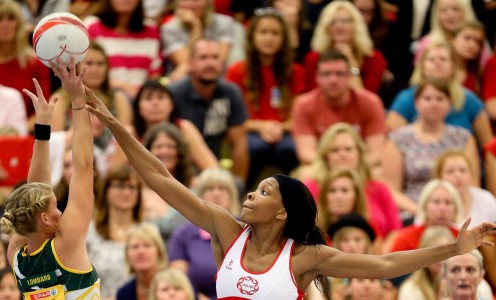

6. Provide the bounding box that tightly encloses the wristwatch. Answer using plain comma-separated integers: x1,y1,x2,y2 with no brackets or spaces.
350,67,361,76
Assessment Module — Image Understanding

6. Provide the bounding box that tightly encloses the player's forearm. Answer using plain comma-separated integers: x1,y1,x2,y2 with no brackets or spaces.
106,116,171,183
27,118,51,184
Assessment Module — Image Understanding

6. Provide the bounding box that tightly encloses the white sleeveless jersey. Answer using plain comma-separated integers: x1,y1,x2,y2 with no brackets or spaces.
216,226,305,299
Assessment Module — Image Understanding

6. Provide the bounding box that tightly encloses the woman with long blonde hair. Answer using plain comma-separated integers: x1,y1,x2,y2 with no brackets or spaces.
317,169,369,234
413,0,491,72
305,123,402,238
304,0,386,93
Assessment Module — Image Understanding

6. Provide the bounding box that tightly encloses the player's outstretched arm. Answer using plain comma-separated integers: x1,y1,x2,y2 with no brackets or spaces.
311,218,496,279
85,88,238,235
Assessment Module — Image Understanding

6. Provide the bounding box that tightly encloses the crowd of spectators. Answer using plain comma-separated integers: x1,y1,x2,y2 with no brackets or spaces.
1,0,496,299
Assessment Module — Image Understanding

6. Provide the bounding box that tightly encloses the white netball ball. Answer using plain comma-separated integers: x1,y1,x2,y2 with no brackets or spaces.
32,12,90,67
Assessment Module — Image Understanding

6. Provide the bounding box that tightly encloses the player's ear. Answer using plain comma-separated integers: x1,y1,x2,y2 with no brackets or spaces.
276,209,287,221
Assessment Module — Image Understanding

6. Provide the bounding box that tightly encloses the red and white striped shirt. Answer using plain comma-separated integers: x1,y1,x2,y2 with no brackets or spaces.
85,16,162,88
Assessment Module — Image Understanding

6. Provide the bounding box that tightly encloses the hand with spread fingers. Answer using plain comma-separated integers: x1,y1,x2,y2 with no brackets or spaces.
84,86,115,125
49,57,87,110
456,218,496,254
22,78,58,126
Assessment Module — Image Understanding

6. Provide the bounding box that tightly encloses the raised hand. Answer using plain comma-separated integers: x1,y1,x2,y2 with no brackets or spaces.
22,78,58,125
456,218,496,254
49,56,87,109
84,87,115,126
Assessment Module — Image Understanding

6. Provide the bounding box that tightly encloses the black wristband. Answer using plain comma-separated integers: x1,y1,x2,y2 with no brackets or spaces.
34,124,51,140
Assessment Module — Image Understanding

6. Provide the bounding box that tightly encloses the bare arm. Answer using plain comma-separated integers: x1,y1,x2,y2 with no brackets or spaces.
486,99,496,121
365,133,386,168
8,78,59,265
180,119,218,170
114,90,133,126
294,135,318,165
227,123,249,181
386,111,408,131
464,135,480,186
218,42,231,68
170,260,189,273
168,48,191,82
85,89,242,240
312,219,496,279
23,79,58,185
381,139,404,192
486,153,496,196
473,111,493,146
51,60,94,270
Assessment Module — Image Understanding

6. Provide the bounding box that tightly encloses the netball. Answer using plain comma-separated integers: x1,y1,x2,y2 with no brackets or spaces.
32,12,90,67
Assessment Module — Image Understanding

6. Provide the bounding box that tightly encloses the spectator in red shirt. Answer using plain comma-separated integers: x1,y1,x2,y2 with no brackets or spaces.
292,49,387,168
0,0,50,127
226,8,306,188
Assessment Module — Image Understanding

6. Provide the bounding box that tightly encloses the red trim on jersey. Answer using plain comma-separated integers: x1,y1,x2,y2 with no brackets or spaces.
215,225,249,281
218,297,251,300
239,234,288,275
289,242,306,298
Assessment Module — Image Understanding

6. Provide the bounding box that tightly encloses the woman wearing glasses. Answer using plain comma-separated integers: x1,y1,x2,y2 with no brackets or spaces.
304,0,387,94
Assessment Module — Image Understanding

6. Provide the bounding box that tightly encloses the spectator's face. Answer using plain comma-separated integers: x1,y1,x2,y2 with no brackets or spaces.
444,253,483,300
0,14,17,44
414,84,451,124
111,0,140,14
424,187,456,226
139,89,173,125
440,155,472,193
202,184,231,210
127,236,159,272
177,0,208,19
190,40,222,84
437,0,465,32
155,281,189,300
326,176,356,218
326,132,360,171
150,132,179,172
352,0,375,25
253,17,284,57
81,49,107,89
316,60,350,100
347,278,383,300
107,179,140,211
452,27,483,61
0,272,21,300
328,9,354,44
335,228,369,254
422,47,454,80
